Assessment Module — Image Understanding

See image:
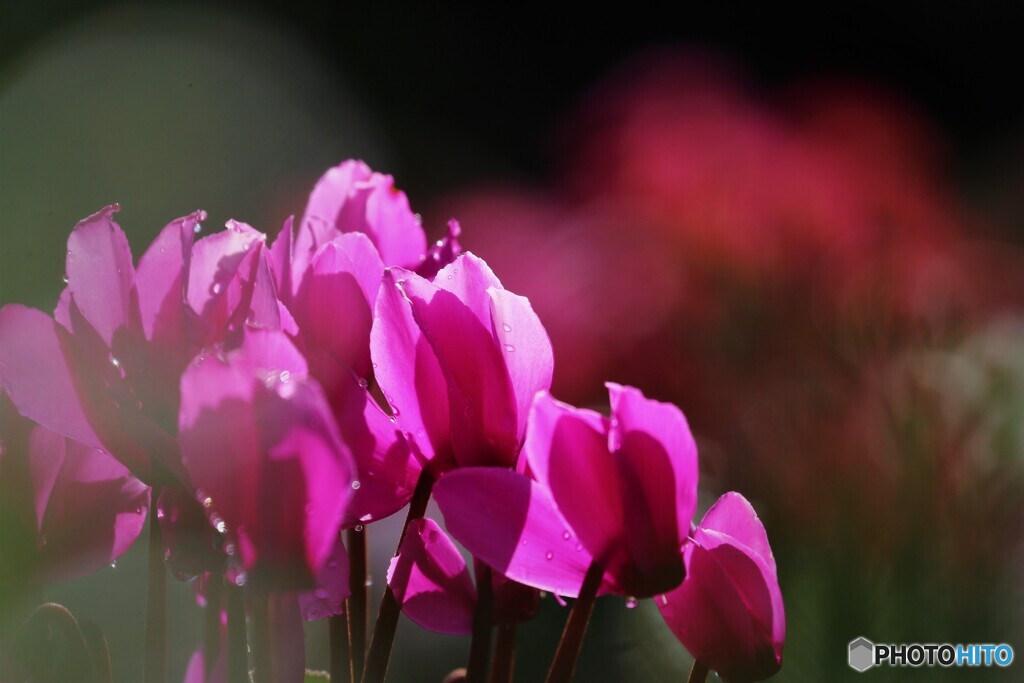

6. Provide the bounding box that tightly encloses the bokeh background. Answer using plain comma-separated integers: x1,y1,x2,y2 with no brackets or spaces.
2,3,1023,681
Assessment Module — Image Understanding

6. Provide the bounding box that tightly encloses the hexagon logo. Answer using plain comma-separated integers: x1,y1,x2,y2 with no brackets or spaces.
849,637,875,672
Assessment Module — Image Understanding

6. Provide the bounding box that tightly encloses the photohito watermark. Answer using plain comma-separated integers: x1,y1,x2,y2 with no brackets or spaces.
849,637,1014,672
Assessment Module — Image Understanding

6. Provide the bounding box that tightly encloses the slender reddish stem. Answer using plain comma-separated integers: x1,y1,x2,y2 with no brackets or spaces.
466,563,494,683
225,580,248,683
79,620,114,683
329,613,352,682
687,660,709,683
203,578,224,679
489,623,517,683
17,603,95,681
361,470,434,683
348,526,369,679
144,488,167,683
545,561,603,683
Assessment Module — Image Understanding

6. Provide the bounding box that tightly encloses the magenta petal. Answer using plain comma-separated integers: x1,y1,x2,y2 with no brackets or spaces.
297,234,383,378
136,210,204,344
606,382,698,548
487,287,554,442
658,539,784,683
433,253,503,329
401,273,518,468
524,393,623,569
371,269,451,468
179,330,350,588
700,492,776,574
65,205,137,347
387,518,476,635
0,305,103,449
434,468,594,598
186,221,264,329
299,537,350,621
297,160,425,271
36,437,148,584
269,216,294,305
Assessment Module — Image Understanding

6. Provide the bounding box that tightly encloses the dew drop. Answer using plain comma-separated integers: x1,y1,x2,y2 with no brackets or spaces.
156,508,166,520
389,416,397,423
210,282,223,295
414,213,422,225
562,531,571,540
242,241,251,252
351,480,361,490
545,551,554,561
214,519,227,534
224,543,236,556
520,539,528,546
365,578,373,587
135,506,144,515
110,561,118,569
502,323,512,332
357,377,368,389
575,543,583,552
659,595,669,606
164,549,172,562
625,597,638,609
110,356,121,368
201,496,213,509
279,370,291,383
371,362,378,369
193,223,202,234
62,274,69,284
504,344,515,352
354,524,364,532
234,572,247,587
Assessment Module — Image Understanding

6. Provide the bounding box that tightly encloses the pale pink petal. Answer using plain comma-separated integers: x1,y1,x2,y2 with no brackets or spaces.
136,210,204,344
388,518,476,635
65,205,136,347
185,221,264,332
361,172,426,268
434,468,595,598
269,216,294,305
433,253,503,329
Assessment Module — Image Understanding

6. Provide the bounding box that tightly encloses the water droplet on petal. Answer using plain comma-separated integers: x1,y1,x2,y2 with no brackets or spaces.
194,223,202,234
575,543,583,552
354,524,364,532
414,213,422,225
625,597,638,609
504,344,515,352
234,572,247,586
351,480,361,490
279,370,291,383
135,506,144,515
210,282,223,295
357,377,368,389
659,595,669,606
562,531,571,540
110,561,118,569
214,519,227,534
545,551,554,561
201,496,213,509
62,275,69,284
502,323,512,332
110,356,121,368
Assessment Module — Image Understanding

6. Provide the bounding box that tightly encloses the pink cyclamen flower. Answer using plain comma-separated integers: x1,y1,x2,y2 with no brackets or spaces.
0,394,148,585
177,329,354,589
0,206,290,486
434,384,697,598
658,492,785,683
372,252,554,473
268,161,463,527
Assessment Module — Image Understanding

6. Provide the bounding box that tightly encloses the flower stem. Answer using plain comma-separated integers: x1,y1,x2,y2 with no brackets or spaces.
17,603,95,681
545,560,603,683
489,623,516,683
251,593,273,683
361,470,434,683
347,526,369,679
225,580,248,683
465,563,494,683
79,619,114,683
687,660,709,683
203,577,224,679
329,613,352,682
144,488,167,683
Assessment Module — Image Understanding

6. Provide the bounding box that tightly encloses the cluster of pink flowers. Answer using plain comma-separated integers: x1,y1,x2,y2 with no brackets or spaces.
0,160,783,682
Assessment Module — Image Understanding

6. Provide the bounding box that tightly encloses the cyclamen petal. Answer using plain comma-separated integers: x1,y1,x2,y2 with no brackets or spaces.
658,493,784,683
434,468,598,598
388,518,476,635
178,329,352,588
524,386,694,597
65,205,136,348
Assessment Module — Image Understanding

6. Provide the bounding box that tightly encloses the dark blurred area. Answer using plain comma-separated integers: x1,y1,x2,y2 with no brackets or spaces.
3,3,1023,682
